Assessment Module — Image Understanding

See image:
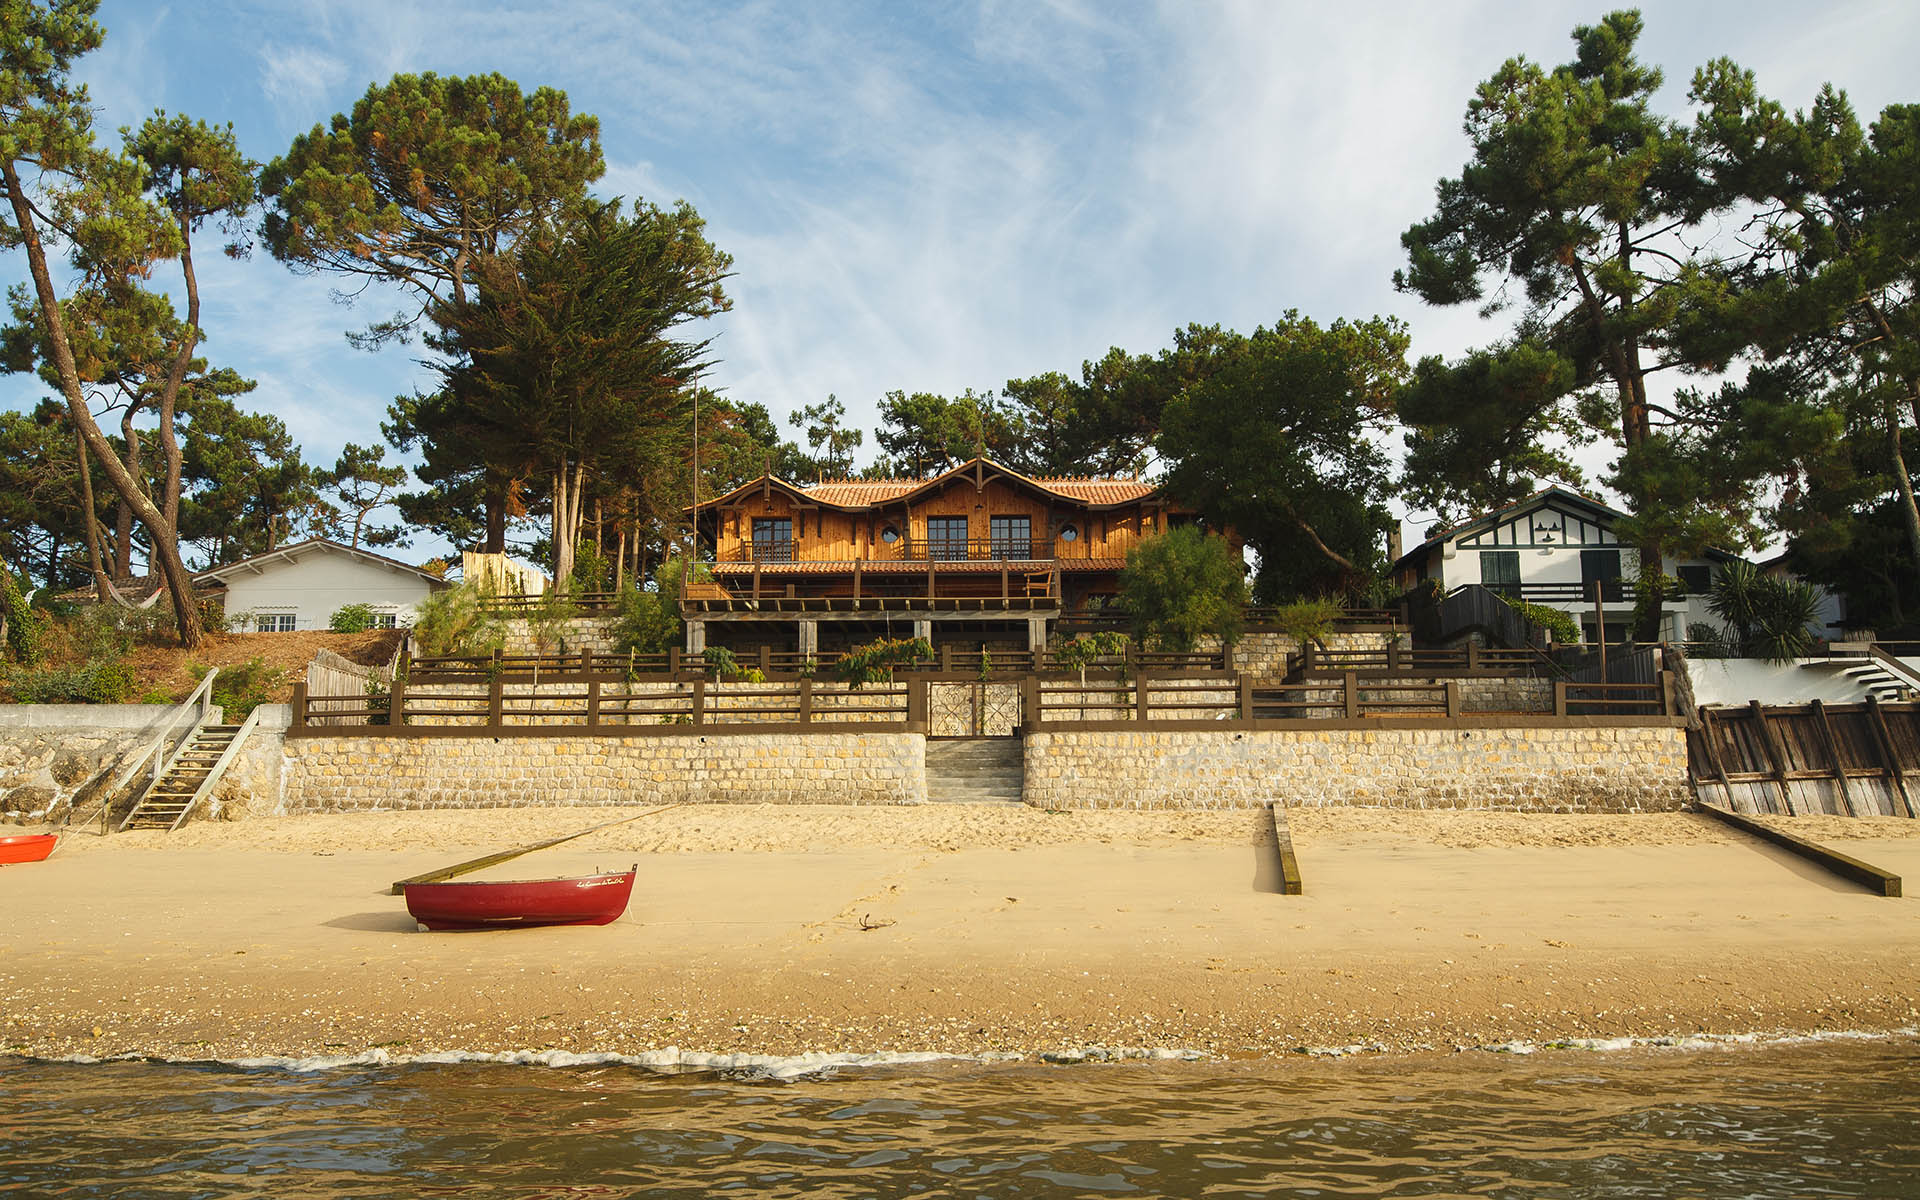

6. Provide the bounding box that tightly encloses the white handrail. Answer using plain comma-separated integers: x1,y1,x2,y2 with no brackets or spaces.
167,702,263,831
75,670,218,832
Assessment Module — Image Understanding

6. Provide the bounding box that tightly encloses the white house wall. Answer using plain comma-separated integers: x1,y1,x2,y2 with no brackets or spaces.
1434,499,1721,640
218,551,433,632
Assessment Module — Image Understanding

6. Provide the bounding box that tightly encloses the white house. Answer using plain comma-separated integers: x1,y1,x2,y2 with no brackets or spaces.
1391,487,1736,643
194,539,448,633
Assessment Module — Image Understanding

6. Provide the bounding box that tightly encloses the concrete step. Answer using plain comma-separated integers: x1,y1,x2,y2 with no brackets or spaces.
925,738,1023,805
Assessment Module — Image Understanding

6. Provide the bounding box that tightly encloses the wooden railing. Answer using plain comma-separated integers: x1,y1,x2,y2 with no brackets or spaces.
1288,643,1547,679
714,536,1098,564
291,675,918,736
477,591,623,614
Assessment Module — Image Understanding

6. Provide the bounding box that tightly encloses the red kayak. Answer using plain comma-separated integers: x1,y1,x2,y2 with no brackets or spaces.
402,866,637,931
0,833,58,865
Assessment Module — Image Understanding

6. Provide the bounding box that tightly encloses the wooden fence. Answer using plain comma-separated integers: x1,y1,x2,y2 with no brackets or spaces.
1287,643,1547,680
303,644,404,727
1025,671,1672,728
291,665,1677,738
1689,700,1919,818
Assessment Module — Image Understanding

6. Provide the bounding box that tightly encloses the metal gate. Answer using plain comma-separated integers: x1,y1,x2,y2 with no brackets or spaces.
928,682,1023,737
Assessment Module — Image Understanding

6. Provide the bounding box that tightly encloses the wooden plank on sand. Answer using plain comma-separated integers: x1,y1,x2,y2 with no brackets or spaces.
389,805,677,895
1694,802,1902,897
1267,802,1303,896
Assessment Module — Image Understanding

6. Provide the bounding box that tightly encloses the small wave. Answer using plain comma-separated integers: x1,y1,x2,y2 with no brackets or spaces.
19,1027,1916,1077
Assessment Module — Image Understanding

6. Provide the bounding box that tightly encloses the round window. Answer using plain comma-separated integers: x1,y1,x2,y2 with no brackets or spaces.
1059,524,1078,542
881,525,900,544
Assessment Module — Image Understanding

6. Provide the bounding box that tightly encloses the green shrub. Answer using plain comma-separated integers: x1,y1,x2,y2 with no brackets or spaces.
329,603,376,633
8,657,137,704
612,586,678,655
410,583,506,657
1501,595,1581,645
1053,631,1130,685
1266,597,1341,643
835,637,933,687
191,657,284,720
1,566,44,663
1119,528,1249,652
702,646,742,680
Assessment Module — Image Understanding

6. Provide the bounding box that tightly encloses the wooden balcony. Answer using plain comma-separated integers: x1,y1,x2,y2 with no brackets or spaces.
719,536,1103,565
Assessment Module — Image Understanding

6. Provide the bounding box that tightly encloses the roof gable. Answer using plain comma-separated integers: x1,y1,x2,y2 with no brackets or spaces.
695,457,1163,514
194,538,448,587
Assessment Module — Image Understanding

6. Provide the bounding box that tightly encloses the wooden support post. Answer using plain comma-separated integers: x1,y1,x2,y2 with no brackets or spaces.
1239,674,1253,722
290,682,308,733
1696,709,1741,812
1747,699,1798,816
1444,680,1461,718
1022,674,1040,728
1553,681,1568,717
926,560,936,599
579,647,593,677
691,677,706,726
1000,566,1009,602
1808,699,1859,817
487,651,504,730
1466,641,1480,673
1865,698,1915,819
853,560,862,599
907,676,929,727
1660,670,1679,717
387,662,406,726
1387,641,1402,674
753,563,762,598
1344,671,1359,719
1268,802,1303,896
759,645,772,677
1136,671,1152,722
1694,802,1901,896
798,677,813,725
1302,641,1316,675
668,646,681,675
586,678,602,730
941,643,954,673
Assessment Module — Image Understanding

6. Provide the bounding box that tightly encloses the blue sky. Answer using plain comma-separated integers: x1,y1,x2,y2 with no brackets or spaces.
7,0,1919,555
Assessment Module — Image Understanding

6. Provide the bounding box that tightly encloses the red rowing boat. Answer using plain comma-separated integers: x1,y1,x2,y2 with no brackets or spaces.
402,866,637,931
0,833,58,865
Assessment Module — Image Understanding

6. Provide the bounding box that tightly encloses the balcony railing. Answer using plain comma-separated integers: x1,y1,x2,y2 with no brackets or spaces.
716,535,1092,564
1481,580,1704,605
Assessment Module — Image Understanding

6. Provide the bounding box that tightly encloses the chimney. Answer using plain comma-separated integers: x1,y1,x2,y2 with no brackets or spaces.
1387,525,1403,564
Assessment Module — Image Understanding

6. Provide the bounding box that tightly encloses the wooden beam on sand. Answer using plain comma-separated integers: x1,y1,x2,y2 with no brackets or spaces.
389,805,677,895
1267,802,1303,896
1693,802,1902,897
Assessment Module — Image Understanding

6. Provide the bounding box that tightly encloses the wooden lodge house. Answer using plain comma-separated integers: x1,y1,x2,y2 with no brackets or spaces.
685,457,1201,657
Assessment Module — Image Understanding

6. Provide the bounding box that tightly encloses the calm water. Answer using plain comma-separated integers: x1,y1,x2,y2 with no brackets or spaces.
4,1038,1918,1198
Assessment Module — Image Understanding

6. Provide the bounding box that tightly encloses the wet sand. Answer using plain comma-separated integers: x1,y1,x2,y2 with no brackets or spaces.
3,806,1917,1061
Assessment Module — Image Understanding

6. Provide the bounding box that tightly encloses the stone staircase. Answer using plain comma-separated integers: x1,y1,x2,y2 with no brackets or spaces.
1823,646,1920,704
924,738,1025,805
119,724,242,831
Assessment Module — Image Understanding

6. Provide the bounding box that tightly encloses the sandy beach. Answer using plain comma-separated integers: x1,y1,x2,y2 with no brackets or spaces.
3,805,1918,1063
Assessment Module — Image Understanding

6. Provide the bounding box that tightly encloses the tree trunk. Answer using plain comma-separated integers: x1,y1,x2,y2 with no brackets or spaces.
3,160,203,648
73,422,109,602
483,476,507,554
157,215,198,530
1886,392,1920,575
115,400,141,579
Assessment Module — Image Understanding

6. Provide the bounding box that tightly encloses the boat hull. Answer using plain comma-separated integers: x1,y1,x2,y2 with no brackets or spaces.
0,834,58,865
402,868,636,931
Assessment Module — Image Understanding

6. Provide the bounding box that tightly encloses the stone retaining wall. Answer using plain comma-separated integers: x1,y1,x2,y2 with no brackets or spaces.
1022,724,1689,812
281,731,926,811
0,704,175,819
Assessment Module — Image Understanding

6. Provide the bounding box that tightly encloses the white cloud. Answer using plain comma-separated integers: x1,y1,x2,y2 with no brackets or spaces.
256,43,351,120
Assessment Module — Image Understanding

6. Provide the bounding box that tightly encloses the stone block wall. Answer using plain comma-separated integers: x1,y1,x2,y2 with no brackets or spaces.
281,731,926,811
499,616,620,656
1022,724,1689,812
0,704,176,819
